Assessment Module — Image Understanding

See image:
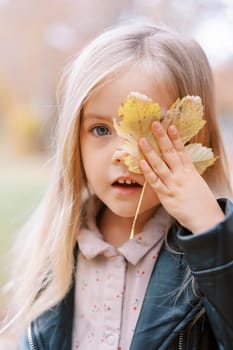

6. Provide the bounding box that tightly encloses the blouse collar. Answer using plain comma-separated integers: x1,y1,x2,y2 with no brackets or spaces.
78,196,173,265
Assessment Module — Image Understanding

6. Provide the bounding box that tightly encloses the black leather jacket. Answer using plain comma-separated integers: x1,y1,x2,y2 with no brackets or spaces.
18,199,233,350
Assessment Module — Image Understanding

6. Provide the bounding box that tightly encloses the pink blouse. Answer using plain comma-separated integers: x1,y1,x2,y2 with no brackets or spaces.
72,205,172,350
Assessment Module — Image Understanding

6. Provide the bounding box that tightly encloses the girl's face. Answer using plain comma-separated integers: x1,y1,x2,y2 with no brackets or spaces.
80,66,174,227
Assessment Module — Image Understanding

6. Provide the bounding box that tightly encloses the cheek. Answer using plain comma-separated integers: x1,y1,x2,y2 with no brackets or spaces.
81,148,102,187
80,136,94,166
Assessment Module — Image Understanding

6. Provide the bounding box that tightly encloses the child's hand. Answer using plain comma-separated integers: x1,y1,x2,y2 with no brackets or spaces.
139,121,225,234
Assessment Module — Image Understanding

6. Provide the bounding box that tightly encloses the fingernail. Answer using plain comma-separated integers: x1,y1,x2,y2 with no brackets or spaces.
169,125,177,134
140,138,149,147
152,121,161,131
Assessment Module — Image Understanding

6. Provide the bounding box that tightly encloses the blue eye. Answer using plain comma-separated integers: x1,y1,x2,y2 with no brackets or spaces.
92,125,111,136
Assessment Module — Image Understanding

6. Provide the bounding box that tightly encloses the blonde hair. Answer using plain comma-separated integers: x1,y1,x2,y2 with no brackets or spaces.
3,22,232,331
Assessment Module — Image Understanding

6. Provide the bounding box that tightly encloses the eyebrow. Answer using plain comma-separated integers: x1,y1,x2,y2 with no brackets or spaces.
82,113,114,122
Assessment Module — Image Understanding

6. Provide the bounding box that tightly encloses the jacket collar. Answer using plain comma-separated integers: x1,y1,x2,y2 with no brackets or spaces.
130,227,202,349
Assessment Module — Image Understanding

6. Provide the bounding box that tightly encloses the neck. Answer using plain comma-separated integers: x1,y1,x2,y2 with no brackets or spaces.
98,206,157,248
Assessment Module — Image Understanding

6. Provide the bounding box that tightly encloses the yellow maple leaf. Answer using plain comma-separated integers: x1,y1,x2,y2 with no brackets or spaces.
114,92,216,175
114,92,160,174
185,143,218,175
162,96,206,144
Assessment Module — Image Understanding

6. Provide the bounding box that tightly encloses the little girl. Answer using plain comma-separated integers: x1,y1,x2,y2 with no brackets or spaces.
2,23,233,350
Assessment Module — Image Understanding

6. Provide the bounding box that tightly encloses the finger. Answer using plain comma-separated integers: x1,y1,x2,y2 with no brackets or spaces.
167,124,193,166
167,124,184,151
139,137,171,184
139,159,169,194
151,122,181,171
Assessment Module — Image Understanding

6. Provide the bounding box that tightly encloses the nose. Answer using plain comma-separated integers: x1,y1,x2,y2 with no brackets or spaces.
112,146,128,164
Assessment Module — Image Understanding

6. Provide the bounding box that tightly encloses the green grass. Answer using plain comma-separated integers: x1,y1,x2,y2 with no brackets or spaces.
0,155,49,286
0,182,46,251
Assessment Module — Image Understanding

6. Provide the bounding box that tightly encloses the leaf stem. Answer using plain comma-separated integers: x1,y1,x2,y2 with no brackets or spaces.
129,181,147,240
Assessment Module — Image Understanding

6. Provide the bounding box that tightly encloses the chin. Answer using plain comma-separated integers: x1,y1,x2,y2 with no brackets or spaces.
108,207,136,218
109,205,157,219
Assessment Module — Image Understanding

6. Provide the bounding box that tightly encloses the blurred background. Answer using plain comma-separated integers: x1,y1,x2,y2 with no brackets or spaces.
0,0,233,315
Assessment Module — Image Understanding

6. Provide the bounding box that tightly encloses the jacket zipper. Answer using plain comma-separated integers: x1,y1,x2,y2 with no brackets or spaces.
178,330,184,350
27,324,37,350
